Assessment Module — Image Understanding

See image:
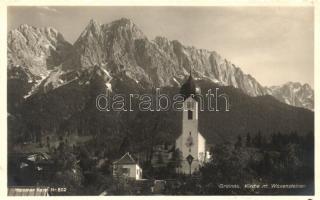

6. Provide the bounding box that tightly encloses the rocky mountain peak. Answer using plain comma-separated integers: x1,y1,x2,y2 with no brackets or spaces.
112,17,133,25
302,83,312,90
16,24,36,32
268,81,314,110
80,19,101,38
7,19,314,110
154,36,170,45
88,18,99,26
106,17,146,40
72,18,313,107
8,24,75,87
74,18,149,74
15,24,61,41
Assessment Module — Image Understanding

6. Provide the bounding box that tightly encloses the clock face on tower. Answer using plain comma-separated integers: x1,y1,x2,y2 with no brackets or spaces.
185,135,194,148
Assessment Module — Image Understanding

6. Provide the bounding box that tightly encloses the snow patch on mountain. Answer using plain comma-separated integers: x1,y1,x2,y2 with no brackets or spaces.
7,19,314,110
267,82,313,110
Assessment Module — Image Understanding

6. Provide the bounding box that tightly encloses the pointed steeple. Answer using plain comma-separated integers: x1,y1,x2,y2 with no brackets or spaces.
180,66,197,100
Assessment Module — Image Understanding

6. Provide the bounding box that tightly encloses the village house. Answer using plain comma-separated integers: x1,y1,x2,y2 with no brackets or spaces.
113,152,142,180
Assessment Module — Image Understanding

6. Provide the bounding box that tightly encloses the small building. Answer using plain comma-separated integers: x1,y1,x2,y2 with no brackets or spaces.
113,152,142,180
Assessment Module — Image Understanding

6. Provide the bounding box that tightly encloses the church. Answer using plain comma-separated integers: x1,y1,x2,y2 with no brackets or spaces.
175,72,207,174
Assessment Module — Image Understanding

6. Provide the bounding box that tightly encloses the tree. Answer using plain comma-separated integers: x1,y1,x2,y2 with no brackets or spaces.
170,149,183,169
157,153,164,165
246,132,251,147
235,135,242,149
253,131,262,148
111,165,133,195
119,136,130,156
52,142,84,194
46,136,50,150
200,143,257,195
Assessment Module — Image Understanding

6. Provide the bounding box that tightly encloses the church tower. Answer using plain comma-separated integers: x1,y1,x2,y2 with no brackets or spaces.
175,72,206,174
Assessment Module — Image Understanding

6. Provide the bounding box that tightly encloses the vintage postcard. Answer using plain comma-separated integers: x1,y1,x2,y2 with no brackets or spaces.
1,0,318,198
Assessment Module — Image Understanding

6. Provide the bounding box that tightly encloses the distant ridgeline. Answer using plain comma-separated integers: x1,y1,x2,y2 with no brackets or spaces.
7,19,314,148
7,18,314,196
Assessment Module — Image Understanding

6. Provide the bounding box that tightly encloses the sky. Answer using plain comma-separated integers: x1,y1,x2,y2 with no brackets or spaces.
7,6,314,87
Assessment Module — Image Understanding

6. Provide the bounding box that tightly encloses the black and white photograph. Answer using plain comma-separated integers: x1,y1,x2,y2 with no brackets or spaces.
5,4,316,196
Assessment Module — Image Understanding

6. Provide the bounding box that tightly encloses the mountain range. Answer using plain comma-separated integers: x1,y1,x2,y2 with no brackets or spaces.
8,18,314,110
7,18,314,145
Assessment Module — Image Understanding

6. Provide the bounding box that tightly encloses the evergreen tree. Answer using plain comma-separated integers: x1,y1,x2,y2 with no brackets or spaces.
235,135,242,149
246,132,251,147
169,149,182,169
46,136,50,150
253,130,262,147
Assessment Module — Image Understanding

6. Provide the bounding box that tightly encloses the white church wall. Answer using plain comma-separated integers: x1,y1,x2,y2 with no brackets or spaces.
175,96,207,174
198,133,206,164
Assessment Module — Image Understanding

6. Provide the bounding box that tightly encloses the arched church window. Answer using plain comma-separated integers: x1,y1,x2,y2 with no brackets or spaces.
188,110,193,120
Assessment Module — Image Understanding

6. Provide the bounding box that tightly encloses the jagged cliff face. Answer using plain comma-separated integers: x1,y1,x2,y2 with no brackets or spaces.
7,18,314,110
267,82,314,110
73,18,267,97
7,18,314,145
7,24,76,77
7,24,81,101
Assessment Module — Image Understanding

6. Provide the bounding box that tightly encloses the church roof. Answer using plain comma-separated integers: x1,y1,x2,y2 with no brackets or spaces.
180,73,198,100
113,152,138,165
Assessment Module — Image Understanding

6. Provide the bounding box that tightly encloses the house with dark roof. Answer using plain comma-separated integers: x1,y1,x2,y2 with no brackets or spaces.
113,152,142,180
